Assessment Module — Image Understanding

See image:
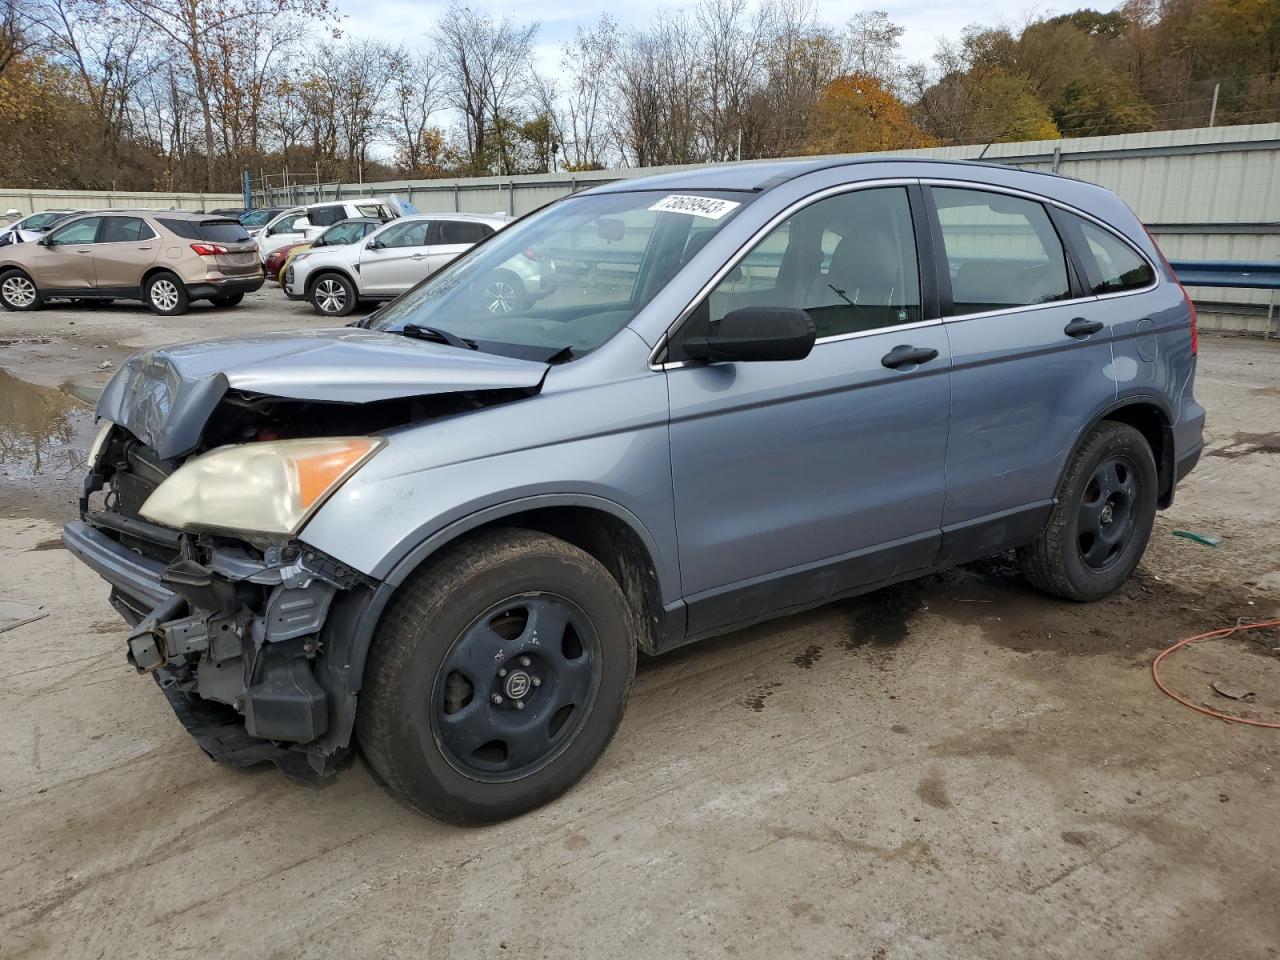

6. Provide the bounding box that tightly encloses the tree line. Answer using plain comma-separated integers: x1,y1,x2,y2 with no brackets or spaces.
1,0,1277,193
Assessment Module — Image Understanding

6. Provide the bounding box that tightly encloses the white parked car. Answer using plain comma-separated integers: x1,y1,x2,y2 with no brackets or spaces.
251,199,396,261
288,213,556,317
0,209,88,246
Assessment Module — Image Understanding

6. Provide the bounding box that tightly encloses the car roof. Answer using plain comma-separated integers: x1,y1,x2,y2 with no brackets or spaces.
583,156,1069,195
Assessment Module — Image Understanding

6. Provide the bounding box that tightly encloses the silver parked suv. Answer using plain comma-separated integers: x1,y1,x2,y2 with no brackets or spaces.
64,158,1204,823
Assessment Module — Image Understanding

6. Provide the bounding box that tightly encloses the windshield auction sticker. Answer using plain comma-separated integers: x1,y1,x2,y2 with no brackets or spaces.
648,195,742,219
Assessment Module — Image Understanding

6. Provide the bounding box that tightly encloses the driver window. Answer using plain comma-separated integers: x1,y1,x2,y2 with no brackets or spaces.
49,217,102,245
672,187,921,359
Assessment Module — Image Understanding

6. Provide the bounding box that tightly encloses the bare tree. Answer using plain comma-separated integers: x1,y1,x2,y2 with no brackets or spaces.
697,0,772,161
389,46,444,175
115,0,334,189
437,2,538,174
559,14,619,170
844,10,905,91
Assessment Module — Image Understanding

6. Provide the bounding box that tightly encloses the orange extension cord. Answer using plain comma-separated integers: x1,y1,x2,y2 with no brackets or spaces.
1152,619,1280,728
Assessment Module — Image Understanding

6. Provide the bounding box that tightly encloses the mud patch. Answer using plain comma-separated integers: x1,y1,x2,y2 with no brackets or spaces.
1061,830,1099,848
836,584,924,669
916,770,952,809
791,644,823,669
1207,431,1280,460
740,681,783,712
913,555,1276,659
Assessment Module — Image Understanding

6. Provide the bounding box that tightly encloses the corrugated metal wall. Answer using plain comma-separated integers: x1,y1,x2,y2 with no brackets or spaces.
0,188,240,214
278,122,1279,327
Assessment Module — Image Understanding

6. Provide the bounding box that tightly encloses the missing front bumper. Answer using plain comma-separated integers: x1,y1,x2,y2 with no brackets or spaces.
63,517,367,779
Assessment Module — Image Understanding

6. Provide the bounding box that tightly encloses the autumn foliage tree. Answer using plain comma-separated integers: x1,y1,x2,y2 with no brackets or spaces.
805,73,934,154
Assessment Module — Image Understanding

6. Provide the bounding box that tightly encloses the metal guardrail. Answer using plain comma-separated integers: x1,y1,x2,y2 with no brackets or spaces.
1168,260,1280,289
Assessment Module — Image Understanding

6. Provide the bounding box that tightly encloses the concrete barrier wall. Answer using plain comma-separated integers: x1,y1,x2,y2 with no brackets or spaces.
0,189,240,215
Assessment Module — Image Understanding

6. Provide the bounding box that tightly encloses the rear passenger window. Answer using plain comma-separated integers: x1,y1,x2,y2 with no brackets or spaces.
679,186,921,352
933,187,1071,316
100,217,153,243
438,220,492,245
1066,215,1155,294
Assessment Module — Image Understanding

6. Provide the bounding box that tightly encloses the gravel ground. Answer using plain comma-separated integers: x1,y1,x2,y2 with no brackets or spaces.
1,291,1278,960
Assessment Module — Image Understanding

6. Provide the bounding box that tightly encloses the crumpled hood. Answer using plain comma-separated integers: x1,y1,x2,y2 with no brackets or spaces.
97,327,549,458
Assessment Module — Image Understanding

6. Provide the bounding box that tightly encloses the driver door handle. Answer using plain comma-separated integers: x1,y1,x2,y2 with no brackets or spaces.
881,344,939,369
1064,317,1104,338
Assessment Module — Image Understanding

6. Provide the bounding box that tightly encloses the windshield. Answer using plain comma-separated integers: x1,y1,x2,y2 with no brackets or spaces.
317,220,371,245
239,209,277,227
24,212,68,231
368,190,752,360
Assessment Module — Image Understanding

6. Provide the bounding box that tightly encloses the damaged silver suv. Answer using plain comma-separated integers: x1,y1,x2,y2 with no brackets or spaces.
64,158,1205,823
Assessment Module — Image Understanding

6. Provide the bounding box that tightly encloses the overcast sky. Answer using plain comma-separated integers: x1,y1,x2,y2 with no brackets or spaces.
335,0,1125,72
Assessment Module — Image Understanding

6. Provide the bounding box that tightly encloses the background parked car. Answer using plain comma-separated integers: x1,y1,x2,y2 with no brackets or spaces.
290,213,554,316
250,200,396,261
0,209,90,246
270,216,385,288
0,211,263,315
238,207,287,228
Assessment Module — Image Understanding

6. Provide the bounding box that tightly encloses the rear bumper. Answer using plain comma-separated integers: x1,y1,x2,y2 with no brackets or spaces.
187,275,265,299
1175,439,1203,484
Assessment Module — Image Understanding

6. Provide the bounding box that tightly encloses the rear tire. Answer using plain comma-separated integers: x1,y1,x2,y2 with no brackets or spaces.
144,272,189,316
209,292,245,307
357,528,637,824
0,269,42,311
310,272,356,316
1019,422,1157,601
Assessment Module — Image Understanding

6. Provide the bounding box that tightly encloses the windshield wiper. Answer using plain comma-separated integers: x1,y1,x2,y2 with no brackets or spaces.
398,323,477,350
545,345,575,364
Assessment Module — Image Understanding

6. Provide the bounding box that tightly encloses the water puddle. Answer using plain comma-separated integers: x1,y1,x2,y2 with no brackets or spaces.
0,368,95,490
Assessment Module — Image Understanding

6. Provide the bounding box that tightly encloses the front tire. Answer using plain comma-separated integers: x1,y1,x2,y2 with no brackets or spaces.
357,528,637,824
310,272,356,316
483,269,528,315
0,269,42,311
1019,422,1157,601
144,272,189,316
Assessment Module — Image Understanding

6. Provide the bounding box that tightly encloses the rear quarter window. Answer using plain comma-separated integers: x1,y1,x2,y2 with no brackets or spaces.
1061,213,1155,294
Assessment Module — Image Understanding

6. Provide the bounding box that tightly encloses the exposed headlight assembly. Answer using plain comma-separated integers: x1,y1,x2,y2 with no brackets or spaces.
140,437,383,536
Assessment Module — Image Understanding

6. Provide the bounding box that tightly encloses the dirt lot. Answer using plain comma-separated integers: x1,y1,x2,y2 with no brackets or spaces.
2,291,1279,960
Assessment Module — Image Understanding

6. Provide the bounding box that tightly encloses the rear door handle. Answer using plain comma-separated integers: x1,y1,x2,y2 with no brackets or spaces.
1064,317,1104,338
881,345,939,369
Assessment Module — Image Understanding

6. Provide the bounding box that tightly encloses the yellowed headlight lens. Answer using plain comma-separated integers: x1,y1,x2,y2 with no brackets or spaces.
140,437,383,536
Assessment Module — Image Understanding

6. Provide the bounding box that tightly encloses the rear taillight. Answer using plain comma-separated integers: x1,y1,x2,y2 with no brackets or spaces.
1183,284,1198,355
1141,222,1196,356
521,247,540,262
190,242,229,256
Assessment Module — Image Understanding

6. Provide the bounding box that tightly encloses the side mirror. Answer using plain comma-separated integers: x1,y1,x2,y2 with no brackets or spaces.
682,307,815,363
366,239,384,250
37,235,53,247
